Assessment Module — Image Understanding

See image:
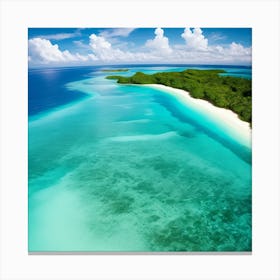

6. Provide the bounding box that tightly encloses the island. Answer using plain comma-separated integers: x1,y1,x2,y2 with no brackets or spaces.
106,69,252,124
101,69,129,72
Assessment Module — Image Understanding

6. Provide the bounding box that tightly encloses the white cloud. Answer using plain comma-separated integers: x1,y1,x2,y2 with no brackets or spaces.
172,43,251,65
73,40,91,50
145,28,172,55
99,28,135,38
89,33,151,62
90,32,171,63
28,38,90,64
88,54,98,61
75,53,89,62
90,34,111,51
28,28,252,66
181,28,208,51
89,34,119,61
229,42,251,56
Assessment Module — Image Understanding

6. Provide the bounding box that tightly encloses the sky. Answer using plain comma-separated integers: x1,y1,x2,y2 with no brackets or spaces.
28,28,252,67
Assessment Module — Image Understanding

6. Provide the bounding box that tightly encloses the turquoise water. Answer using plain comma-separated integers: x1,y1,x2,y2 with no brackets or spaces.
28,66,252,252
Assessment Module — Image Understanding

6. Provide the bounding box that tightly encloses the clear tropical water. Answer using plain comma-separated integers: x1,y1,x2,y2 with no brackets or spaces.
28,65,252,252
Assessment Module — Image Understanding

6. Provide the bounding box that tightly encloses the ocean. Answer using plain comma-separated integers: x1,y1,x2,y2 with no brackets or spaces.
28,65,252,251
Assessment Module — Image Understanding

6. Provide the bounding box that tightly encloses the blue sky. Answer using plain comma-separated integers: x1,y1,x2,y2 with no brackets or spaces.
28,28,252,67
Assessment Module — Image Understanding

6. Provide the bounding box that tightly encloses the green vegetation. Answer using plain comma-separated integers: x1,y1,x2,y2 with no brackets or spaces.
107,69,252,124
101,69,129,72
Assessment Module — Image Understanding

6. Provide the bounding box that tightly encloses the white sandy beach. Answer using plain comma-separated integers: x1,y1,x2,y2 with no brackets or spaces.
143,84,251,148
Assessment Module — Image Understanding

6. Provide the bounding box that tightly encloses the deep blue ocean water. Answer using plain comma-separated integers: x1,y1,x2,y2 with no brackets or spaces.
28,67,92,116
28,65,252,252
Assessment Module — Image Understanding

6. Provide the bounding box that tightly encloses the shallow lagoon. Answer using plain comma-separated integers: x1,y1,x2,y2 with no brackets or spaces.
28,66,252,251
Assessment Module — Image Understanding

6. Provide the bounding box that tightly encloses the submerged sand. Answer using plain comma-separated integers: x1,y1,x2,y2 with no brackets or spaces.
143,84,251,148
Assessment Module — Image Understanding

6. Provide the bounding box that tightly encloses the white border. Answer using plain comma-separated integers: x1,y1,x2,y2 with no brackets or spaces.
0,0,279,279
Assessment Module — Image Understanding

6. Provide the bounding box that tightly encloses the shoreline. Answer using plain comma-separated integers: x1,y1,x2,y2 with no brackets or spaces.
142,84,251,148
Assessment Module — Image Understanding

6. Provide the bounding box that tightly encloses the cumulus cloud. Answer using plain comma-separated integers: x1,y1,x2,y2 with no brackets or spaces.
89,34,126,61
145,28,172,55
28,28,252,66
89,33,152,62
219,43,252,63
73,40,91,50
228,42,251,56
90,35,111,51
88,31,176,63
181,28,208,51
28,38,90,64
175,43,251,64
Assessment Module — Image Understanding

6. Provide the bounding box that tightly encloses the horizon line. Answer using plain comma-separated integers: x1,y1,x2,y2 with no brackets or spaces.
28,63,252,70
